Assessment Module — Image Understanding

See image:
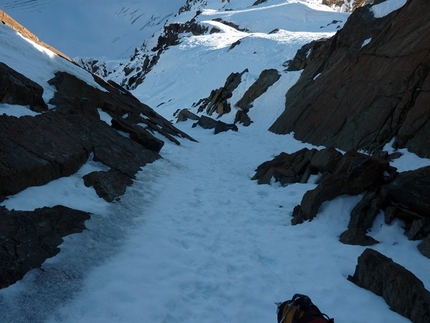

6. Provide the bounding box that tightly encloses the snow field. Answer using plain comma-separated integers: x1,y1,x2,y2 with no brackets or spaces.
40,123,421,323
0,1,427,322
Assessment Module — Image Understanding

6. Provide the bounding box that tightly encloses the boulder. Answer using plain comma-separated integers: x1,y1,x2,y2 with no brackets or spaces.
253,0,268,5
234,109,253,126
252,148,318,185
176,109,200,122
83,170,133,202
348,248,430,323
384,205,422,224
270,0,430,158
339,229,379,246
193,115,218,129
339,190,383,245
192,115,238,134
294,151,389,223
0,205,90,289
49,72,196,145
214,120,238,134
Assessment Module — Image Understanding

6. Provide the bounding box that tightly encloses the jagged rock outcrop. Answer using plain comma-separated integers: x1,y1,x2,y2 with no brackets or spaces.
1,67,196,203
176,108,200,122
192,115,238,134
253,147,430,256
194,69,248,117
270,0,430,158
0,205,90,289
252,148,320,185
381,166,430,218
348,248,430,323
293,151,390,224
175,109,238,134
192,68,280,126
253,0,268,5
235,69,281,110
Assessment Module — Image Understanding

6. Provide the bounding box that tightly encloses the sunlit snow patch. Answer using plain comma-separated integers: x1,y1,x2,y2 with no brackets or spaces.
371,0,407,18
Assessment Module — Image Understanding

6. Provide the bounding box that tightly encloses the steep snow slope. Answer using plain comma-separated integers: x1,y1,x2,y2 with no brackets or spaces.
0,0,186,58
0,1,429,323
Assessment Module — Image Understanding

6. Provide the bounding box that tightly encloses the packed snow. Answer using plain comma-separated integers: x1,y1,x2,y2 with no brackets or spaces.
0,1,429,323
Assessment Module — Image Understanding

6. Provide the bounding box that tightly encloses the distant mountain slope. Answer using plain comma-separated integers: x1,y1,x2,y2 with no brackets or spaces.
102,0,348,122
0,0,187,58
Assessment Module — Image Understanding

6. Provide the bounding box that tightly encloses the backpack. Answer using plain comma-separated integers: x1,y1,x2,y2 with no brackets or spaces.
276,294,334,323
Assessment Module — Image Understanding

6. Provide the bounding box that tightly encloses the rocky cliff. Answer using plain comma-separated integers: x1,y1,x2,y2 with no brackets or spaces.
0,12,194,289
270,0,430,158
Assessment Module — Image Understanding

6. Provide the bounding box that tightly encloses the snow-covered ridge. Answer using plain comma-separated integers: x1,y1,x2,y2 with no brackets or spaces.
0,18,105,105
0,0,188,58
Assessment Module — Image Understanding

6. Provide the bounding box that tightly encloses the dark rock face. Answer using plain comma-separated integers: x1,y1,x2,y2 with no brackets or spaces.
191,68,280,126
176,108,200,122
0,62,195,287
295,151,390,223
253,0,268,5
340,191,383,246
253,147,430,255
339,229,379,246
348,248,430,323
235,69,281,110
322,0,374,11
270,0,430,158
0,62,47,112
0,86,161,203
194,69,248,117
0,205,90,289
381,166,430,217
192,115,238,134
83,170,133,203
418,237,430,258
252,148,319,185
